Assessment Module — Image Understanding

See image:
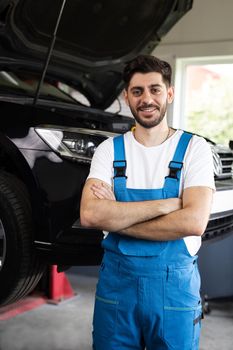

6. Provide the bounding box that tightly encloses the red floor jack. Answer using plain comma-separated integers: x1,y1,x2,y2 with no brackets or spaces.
48,265,75,304
0,265,75,320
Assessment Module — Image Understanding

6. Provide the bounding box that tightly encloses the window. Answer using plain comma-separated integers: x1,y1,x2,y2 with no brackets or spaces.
174,57,233,145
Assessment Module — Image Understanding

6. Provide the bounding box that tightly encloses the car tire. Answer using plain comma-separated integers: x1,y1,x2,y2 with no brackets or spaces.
0,171,44,306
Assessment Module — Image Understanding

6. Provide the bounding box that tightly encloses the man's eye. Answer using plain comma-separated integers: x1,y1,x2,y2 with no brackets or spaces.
132,89,142,96
151,88,162,94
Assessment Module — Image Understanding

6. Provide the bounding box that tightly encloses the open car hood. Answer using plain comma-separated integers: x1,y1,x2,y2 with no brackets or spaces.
0,0,193,108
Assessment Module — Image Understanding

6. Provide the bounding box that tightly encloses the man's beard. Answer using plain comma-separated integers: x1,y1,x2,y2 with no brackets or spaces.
129,102,168,129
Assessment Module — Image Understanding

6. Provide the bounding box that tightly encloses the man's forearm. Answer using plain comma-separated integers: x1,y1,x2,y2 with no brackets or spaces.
121,206,209,240
81,196,180,232
81,181,213,237
80,179,181,231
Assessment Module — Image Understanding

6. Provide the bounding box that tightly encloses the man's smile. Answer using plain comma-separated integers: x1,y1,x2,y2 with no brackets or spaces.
137,104,160,115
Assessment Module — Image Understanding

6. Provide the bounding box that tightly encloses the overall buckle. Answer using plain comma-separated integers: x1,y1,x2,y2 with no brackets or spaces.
113,160,127,178
168,161,183,179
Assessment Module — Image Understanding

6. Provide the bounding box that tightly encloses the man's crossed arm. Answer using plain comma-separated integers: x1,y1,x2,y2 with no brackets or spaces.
80,178,213,240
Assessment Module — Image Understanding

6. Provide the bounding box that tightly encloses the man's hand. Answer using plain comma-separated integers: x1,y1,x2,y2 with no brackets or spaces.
90,181,181,214
91,182,116,201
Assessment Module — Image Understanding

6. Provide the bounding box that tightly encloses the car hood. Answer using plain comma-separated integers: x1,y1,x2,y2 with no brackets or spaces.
0,0,193,108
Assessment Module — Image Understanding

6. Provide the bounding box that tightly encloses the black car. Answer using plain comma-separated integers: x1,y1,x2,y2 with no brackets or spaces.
0,0,233,307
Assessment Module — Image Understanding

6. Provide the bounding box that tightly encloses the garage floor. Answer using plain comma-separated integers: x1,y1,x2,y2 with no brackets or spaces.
0,269,233,350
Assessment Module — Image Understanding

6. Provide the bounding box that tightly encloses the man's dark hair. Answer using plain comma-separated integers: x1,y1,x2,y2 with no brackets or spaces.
123,55,172,89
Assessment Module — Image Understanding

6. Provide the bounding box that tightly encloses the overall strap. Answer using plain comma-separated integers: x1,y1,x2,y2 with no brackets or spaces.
113,135,127,191
164,131,193,194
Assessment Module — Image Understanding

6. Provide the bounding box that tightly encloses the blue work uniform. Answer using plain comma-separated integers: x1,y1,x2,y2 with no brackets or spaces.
92,131,203,350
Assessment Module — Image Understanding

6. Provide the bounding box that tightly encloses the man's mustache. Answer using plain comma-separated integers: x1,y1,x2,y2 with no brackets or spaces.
137,103,160,111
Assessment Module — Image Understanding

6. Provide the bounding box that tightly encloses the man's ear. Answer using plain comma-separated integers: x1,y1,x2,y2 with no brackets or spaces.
123,89,129,106
167,86,174,104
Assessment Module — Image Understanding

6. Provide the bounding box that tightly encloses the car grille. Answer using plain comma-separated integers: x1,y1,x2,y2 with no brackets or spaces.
203,210,233,241
211,144,233,179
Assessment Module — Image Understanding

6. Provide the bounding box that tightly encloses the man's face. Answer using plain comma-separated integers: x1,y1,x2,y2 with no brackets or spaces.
124,72,174,129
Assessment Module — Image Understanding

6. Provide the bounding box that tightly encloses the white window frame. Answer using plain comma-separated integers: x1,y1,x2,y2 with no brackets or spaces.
172,55,233,130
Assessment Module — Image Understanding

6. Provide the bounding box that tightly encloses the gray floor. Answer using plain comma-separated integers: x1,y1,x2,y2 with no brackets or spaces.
0,270,233,350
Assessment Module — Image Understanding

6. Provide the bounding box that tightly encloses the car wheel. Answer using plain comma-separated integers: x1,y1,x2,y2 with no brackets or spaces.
0,171,44,306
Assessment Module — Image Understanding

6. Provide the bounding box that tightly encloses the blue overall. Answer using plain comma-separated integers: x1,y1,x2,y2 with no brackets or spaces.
92,131,203,350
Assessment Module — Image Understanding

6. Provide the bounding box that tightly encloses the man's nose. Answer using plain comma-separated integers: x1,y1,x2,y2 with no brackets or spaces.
141,89,154,104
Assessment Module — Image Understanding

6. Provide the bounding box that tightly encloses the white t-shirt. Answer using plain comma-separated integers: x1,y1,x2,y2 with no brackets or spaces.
87,129,215,256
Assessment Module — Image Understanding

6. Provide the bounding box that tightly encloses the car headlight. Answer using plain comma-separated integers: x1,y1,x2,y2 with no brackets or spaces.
35,125,117,163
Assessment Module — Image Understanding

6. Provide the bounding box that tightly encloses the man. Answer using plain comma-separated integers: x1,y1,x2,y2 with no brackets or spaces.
80,55,215,350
